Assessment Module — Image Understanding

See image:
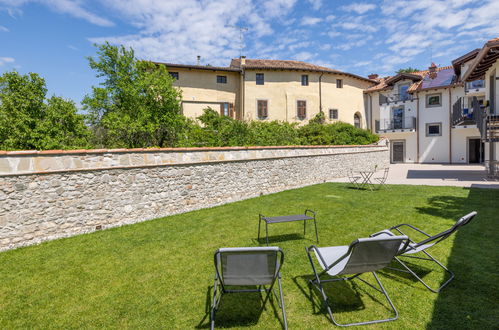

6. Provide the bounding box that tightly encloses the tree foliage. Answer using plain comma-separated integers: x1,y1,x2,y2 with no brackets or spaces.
0,71,90,150
82,42,184,148
396,67,420,74
178,108,378,147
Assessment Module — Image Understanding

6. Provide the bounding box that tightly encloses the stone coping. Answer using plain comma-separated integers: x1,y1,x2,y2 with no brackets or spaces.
0,143,384,156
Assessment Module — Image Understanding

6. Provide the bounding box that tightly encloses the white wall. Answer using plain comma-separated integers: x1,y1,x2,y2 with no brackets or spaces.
387,132,417,163
451,127,481,163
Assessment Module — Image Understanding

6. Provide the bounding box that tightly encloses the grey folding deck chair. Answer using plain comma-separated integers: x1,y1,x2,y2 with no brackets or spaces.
371,211,477,293
306,235,410,326
211,247,287,330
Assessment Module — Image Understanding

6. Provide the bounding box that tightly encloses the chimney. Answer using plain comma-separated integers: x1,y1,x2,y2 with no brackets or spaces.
429,62,437,79
368,73,379,80
240,55,246,66
196,55,201,65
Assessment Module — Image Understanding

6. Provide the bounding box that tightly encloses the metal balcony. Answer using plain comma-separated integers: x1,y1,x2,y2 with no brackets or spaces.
376,116,416,132
379,93,415,105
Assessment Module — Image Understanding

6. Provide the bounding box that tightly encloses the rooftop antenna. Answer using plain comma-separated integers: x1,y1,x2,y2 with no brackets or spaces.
227,25,248,57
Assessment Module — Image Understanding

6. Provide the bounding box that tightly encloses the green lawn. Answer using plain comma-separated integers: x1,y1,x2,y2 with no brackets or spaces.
0,183,497,329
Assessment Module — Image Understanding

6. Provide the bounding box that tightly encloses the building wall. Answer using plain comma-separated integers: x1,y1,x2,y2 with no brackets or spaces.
170,68,240,119
484,60,499,160
451,127,481,163
387,132,417,163
0,145,389,251
241,70,371,126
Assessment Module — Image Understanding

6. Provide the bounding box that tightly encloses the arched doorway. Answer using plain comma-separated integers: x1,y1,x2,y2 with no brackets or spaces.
354,112,361,128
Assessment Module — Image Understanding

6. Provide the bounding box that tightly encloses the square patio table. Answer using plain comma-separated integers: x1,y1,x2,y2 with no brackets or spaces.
258,210,318,245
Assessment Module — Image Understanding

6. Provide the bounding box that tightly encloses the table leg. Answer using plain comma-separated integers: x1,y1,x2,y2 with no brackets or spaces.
313,218,319,243
265,222,269,246
303,219,307,236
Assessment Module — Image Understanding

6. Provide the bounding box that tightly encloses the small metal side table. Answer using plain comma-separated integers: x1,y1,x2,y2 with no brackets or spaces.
258,210,318,245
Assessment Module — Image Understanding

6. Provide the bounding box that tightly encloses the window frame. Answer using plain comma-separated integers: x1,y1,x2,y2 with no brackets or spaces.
301,74,309,86
169,72,179,80
256,99,268,119
426,93,442,107
297,100,307,120
329,109,338,120
217,75,227,84
426,122,442,137
256,73,264,85
336,79,343,88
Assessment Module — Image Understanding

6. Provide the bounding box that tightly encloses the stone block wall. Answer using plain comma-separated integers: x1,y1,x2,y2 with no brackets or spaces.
0,144,388,251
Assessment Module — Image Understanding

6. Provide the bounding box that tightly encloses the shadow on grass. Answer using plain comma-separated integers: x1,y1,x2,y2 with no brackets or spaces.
255,233,307,245
377,260,433,288
196,285,285,329
416,188,499,328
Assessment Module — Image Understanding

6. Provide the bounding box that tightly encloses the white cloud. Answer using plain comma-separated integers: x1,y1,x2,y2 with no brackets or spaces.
341,2,376,14
325,14,335,22
307,0,322,10
352,60,372,67
0,0,113,26
288,41,311,51
0,25,9,32
300,16,322,26
67,44,78,51
0,57,15,66
293,51,315,61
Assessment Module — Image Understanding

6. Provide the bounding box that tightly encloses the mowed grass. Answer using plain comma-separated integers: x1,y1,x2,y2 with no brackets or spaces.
0,183,497,329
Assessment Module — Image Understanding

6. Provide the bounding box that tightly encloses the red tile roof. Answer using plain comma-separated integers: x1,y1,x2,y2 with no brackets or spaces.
230,58,375,83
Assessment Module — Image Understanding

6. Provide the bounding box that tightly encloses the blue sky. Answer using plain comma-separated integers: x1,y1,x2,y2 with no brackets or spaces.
1,0,498,105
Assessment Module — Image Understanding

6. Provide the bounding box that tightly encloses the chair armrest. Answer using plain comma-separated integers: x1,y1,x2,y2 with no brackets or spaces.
305,209,316,218
390,223,432,237
371,230,394,237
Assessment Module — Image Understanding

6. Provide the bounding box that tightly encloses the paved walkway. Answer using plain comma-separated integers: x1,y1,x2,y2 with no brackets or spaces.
333,164,499,189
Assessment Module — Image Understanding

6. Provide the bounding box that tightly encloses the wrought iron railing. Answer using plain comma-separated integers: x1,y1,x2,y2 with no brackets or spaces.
452,97,475,126
376,116,416,131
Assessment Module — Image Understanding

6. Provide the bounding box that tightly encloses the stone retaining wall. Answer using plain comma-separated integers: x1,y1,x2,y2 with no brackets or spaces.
0,144,388,251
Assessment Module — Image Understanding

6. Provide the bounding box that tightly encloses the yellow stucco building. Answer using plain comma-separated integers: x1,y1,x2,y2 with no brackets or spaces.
158,57,375,128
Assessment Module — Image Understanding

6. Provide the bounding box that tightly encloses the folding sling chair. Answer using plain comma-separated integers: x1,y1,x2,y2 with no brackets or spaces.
347,170,362,189
373,167,390,188
371,211,477,293
306,235,410,326
211,247,287,330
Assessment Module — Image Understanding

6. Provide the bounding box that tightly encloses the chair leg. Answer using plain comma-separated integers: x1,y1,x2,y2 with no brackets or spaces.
310,272,399,327
394,251,455,293
277,274,288,330
210,277,222,330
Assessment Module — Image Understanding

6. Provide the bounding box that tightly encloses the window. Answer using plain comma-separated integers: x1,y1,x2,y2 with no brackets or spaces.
297,100,307,119
301,75,309,86
217,75,227,84
329,109,338,119
354,113,361,128
220,103,235,118
169,72,179,80
257,100,268,119
426,93,442,107
256,73,264,85
426,123,442,136
399,84,410,101
336,79,343,88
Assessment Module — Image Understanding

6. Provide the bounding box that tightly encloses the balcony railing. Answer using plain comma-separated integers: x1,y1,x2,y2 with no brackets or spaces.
379,93,414,105
376,116,416,131
465,80,485,93
452,97,475,126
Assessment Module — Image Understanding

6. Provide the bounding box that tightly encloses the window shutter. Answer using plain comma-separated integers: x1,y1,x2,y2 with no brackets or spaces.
220,103,224,116
229,103,234,118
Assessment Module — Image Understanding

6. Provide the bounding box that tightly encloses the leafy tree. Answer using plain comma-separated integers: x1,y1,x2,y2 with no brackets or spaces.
0,71,90,150
396,67,420,74
83,42,184,148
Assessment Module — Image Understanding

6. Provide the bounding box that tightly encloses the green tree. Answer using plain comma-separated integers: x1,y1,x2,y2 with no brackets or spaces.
83,42,184,148
0,71,90,150
396,67,420,74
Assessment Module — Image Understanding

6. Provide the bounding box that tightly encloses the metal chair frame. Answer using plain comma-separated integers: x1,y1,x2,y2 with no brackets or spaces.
306,236,410,327
371,211,477,293
211,247,287,330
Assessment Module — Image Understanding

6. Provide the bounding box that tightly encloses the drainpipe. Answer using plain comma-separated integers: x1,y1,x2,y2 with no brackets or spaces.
319,72,324,115
416,92,420,163
369,94,373,132
449,88,452,164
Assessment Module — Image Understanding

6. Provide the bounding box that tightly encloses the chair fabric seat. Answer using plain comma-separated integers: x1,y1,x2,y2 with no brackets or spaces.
314,246,350,276
374,230,435,254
